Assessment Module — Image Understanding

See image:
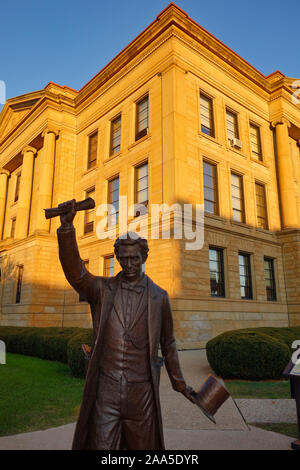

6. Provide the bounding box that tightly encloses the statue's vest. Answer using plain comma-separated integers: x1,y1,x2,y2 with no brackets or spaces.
99,288,151,382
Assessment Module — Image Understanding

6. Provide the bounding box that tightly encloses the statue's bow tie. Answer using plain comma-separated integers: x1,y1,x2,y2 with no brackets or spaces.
121,282,144,294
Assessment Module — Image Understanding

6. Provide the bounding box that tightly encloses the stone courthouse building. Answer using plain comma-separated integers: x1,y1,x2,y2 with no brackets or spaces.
0,3,300,348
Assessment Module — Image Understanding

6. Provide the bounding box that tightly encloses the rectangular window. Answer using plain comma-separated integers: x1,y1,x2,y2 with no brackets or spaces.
203,161,218,215
264,257,276,301
87,132,98,169
11,217,16,238
200,93,215,137
103,256,114,277
231,173,245,223
14,173,21,203
136,95,149,141
135,162,148,211
250,123,262,161
255,182,268,229
226,109,239,142
15,265,23,304
209,247,225,297
79,260,89,302
239,253,252,299
84,188,95,234
108,176,119,226
110,115,121,155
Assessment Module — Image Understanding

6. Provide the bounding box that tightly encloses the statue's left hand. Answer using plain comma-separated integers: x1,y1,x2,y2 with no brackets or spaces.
181,386,196,404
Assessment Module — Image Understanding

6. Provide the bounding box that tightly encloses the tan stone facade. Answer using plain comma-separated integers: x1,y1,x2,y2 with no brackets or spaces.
0,4,299,348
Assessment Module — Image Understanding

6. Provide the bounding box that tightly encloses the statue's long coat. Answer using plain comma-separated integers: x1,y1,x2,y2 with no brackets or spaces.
57,227,187,450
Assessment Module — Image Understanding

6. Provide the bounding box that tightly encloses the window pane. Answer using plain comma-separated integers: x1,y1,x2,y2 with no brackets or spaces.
255,182,267,229
231,173,244,222
104,256,114,277
88,132,98,168
84,189,95,233
264,257,276,301
108,177,119,225
203,161,218,214
111,116,121,155
226,110,238,141
200,94,214,137
250,124,262,160
239,253,252,299
135,163,148,207
209,247,225,297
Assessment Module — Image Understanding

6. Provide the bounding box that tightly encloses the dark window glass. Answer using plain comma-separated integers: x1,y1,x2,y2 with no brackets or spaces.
15,265,23,304
255,182,267,229
250,123,262,161
200,93,214,137
79,260,89,302
110,115,121,155
14,173,21,203
239,253,252,299
209,247,225,297
108,177,119,226
104,256,114,277
231,173,245,223
136,95,149,141
11,218,16,238
203,161,218,214
226,109,239,142
87,132,98,169
84,188,95,234
264,257,277,301
135,162,148,212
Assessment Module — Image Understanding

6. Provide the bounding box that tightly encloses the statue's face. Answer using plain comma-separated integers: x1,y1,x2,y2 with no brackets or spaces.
118,243,143,282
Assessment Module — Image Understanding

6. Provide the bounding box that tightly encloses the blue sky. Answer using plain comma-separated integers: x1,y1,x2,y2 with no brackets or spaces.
0,0,299,103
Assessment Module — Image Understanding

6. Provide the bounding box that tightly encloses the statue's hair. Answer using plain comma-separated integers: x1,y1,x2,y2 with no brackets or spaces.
114,232,149,262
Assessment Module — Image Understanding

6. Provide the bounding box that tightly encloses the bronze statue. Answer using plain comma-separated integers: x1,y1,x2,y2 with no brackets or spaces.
55,198,196,450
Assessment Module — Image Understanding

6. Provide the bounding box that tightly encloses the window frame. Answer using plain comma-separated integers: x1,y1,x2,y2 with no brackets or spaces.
209,246,225,298
15,264,23,304
14,172,21,203
231,172,245,223
199,92,215,138
103,255,115,277
135,94,149,141
264,257,277,301
107,175,120,226
84,187,95,234
203,160,219,215
249,122,263,161
226,108,239,142
134,161,149,214
238,252,253,300
87,131,98,170
110,114,122,156
255,181,268,229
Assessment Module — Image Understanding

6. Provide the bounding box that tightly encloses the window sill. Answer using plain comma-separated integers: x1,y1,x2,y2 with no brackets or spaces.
128,132,151,150
230,220,253,230
103,151,121,165
198,132,222,147
79,232,96,240
250,157,269,168
226,143,247,159
82,165,98,177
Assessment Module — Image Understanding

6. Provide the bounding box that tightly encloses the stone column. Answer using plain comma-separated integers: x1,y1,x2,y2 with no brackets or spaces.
272,118,299,229
36,128,59,232
0,169,9,239
15,146,37,239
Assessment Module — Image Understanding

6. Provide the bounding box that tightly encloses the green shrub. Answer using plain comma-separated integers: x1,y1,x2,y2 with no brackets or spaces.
206,330,291,380
67,329,93,378
0,327,79,363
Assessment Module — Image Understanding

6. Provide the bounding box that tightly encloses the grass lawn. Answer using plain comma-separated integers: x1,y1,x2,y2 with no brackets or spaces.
252,423,299,439
224,379,291,399
0,353,84,437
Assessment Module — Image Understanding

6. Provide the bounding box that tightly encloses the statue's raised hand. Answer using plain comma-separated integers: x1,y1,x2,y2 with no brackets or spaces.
58,199,76,229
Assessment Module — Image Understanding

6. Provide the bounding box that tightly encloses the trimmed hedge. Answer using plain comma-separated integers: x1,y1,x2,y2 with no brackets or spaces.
0,326,92,378
67,330,93,378
206,326,300,380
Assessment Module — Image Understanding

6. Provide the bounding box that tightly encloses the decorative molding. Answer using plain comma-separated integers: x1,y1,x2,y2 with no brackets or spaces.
0,169,10,176
21,145,37,156
271,118,291,129
41,127,60,139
